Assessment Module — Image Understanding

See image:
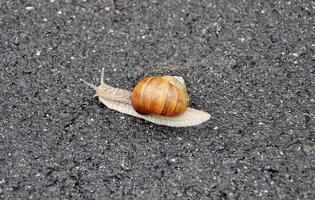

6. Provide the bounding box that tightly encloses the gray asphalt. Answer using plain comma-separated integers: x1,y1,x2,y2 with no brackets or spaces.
1,0,314,199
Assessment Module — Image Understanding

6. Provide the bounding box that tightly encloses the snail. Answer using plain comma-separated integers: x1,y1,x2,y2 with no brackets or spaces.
80,68,210,127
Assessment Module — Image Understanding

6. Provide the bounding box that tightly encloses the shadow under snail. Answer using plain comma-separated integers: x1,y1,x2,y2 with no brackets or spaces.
81,68,210,127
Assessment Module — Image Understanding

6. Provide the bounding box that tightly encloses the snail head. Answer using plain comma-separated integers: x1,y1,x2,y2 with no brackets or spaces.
80,68,106,97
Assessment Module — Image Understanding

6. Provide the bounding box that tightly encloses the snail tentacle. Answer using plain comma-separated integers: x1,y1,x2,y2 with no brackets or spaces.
101,68,105,85
80,79,97,91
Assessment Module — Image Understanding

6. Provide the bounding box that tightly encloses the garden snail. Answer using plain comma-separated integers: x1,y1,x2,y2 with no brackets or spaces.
80,68,210,127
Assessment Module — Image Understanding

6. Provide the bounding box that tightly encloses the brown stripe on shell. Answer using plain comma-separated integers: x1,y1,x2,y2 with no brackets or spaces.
161,82,178,116
145,77,168,115
131,77,153,114
172,89,188,116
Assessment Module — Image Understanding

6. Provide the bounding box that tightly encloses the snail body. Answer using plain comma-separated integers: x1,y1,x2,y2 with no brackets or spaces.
81,68,210,127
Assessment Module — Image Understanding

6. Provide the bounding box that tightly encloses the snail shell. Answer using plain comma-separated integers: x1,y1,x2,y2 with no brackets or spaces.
131,76,189,116
80,68,210,127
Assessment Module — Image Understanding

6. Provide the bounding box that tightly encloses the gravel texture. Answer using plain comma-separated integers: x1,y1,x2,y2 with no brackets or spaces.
1,0,314,199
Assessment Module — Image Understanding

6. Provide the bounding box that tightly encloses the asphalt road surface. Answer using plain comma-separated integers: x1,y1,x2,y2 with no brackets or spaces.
1,0,314,199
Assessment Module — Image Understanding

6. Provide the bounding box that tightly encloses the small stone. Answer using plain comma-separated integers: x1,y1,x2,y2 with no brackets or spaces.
292,53,299,57
140,190,145,194
36,49,42,56
223,159,230,164
168,157,176,164
239,37,246,43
